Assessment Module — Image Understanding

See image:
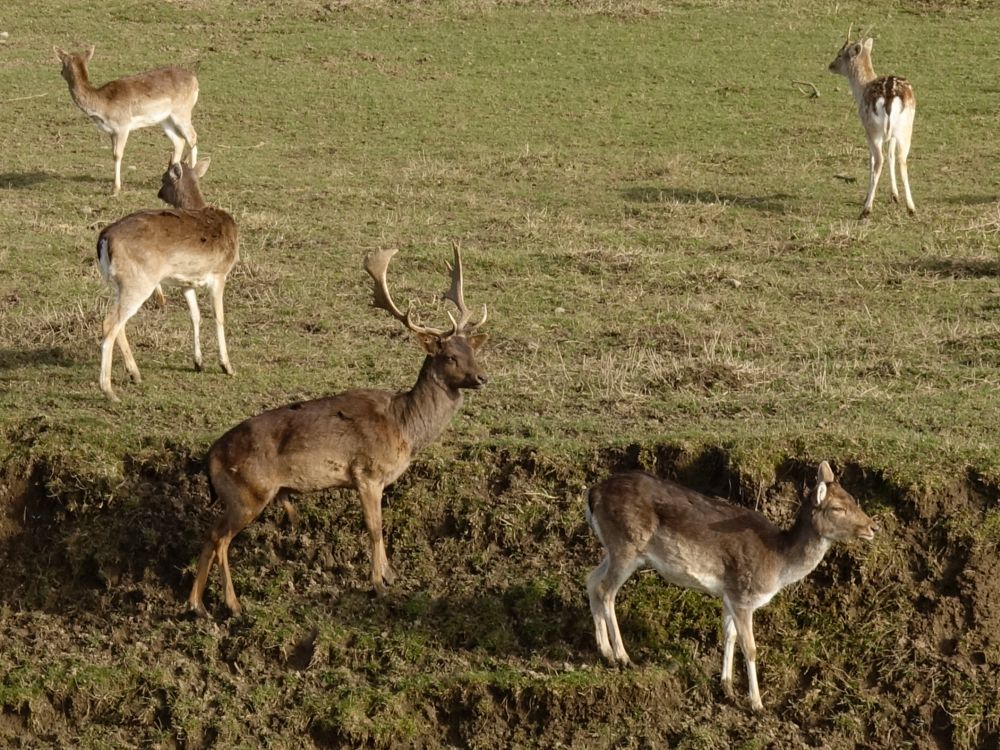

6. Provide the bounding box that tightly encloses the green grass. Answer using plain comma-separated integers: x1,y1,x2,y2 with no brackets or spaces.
2,0,1000,747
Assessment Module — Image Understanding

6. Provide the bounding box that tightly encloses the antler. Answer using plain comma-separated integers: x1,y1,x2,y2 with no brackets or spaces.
846,23,853,44
365,248,446,336
442,241,488,336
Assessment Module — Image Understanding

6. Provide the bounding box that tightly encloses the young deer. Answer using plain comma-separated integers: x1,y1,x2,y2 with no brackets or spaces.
187,244,489,618
586,461,876,712
829,30,916,218
55,45,199,194
97,159,238,401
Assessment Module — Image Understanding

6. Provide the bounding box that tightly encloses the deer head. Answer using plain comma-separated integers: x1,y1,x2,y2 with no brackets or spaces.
365,243,489,390
812,461,877,542
157,159,210,209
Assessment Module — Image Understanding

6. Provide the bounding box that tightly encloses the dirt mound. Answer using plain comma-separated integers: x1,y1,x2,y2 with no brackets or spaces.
1,445,998,748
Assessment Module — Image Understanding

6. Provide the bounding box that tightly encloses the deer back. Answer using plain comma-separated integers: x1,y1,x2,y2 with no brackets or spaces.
56,46,197,126
209,389,415,494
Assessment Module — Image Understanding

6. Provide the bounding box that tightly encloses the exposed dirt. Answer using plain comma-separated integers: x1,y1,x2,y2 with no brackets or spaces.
1,446,999,748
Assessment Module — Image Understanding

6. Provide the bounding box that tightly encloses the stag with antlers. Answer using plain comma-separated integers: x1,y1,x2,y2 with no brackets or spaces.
187,244,488,618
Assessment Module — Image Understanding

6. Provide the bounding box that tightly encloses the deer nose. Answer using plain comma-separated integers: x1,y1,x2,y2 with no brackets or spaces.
476,373,489,386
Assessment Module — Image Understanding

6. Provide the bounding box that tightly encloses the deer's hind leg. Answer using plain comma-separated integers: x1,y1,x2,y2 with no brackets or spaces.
188,467,276,617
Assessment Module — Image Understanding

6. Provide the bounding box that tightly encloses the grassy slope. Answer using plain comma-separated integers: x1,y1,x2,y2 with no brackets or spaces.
2,0,1000,747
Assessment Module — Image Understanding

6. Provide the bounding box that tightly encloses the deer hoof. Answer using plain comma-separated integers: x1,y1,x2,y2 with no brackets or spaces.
722,679,735,700
858,208,871,220
221,363,234,376
189,601,211,620
129,371,142,384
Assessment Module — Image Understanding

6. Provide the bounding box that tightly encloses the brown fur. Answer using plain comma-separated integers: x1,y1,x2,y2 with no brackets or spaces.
586,462,876,712
97,160,238,401
55,45,199,193
187,247,489,618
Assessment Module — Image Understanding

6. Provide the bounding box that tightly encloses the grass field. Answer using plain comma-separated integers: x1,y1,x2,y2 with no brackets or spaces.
2,0,1000,747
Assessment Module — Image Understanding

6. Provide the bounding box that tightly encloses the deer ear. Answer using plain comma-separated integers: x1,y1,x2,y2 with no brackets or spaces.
863,38,873,53
815,482,828,506
467,333,489,351
194,158,210,178
54,46,67,62
851,42,862,56
168,162,184,182
414,331,440,354
84,45,95,62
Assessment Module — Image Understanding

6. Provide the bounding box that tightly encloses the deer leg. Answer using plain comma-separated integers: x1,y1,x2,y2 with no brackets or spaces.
860,135,884,219
188,537,218,618
100,289,148,401
887,136,899,204
730,605,763,712
897,119,916,215
207,275,234,375
586,555,614,662
281,498,298,528
357,481,392,594
153,285,166,306
110,128,130,195
115,327,141,384
721,606,738,699
596,552,639,666
189,466,273,618
182,287,203,371
162,123,186,166
171,115,198,165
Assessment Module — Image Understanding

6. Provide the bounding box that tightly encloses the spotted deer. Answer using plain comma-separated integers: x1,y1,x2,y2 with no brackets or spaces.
585,461,877,712
828,30,916,218
187,244,489,618
97,159,238,401
55,45,199,194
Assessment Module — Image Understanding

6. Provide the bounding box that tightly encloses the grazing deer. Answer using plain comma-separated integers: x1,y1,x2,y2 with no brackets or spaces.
828,29,916,218
586,461,876,712
187,244,489,618
55,45,199,194
97,159,238,401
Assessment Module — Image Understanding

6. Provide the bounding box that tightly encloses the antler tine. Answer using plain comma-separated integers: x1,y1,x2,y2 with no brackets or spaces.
846,22,853,44
442,241,487,335
364,248,443,336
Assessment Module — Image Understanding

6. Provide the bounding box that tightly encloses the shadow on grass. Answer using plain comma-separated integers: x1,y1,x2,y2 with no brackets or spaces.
940,194,999,206
622,186,793,214
0,347,76,371
906,257,1000,278
0,172,53,189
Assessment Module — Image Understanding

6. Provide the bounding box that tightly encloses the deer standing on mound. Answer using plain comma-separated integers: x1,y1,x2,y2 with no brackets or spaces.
586,461,877,712
828,30,916,218
187,245,489,618
97,159,238,401
55,45,199,194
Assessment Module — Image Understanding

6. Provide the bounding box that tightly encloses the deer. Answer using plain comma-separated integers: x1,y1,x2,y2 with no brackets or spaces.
55,45,199,194
828,28,916,218
97,158,238,401
585,461,877,712
186,244,489,618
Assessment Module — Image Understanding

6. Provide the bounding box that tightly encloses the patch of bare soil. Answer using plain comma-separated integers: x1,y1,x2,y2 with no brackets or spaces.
0,448,998,748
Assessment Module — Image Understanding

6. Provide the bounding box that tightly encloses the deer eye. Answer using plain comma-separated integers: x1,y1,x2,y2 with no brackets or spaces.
831,506,847,515
445,355,457,364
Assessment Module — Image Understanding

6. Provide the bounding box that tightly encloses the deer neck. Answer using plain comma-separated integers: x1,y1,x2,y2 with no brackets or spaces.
391,357,463,454
178,188,208,210
777,508,832,587
846,55,878,104
64,64,103,113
